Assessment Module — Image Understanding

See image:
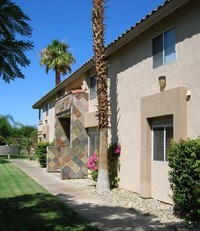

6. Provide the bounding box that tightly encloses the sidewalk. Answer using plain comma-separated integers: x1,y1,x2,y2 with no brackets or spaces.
11,159,172,231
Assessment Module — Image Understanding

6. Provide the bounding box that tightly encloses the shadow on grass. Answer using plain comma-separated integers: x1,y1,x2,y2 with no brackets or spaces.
0,193,98,231
0,158,9,164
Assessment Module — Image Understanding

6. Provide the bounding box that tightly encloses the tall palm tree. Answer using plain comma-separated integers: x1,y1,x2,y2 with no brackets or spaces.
92,0,110,192
0,0,33,83
40,39,76,86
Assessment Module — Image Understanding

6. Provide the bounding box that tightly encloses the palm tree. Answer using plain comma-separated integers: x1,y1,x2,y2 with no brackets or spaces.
40,39,76,86
0,0,33,83
92,0,110,192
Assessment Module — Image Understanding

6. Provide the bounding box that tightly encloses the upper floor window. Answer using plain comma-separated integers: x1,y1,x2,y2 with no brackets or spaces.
153,27,176,68
90,75,97,100
39,108,42,121
45,103,49,116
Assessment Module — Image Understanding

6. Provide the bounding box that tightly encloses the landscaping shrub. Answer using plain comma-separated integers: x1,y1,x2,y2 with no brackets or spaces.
168,138,200,223
35,142,52,168
108,143,121,188
87,143,121,188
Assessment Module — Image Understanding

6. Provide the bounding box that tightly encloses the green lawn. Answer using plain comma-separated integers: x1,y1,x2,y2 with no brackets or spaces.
0,159,98,231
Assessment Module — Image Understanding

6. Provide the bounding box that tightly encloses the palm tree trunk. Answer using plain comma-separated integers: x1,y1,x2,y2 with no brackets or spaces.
96,128,110,191
92,0,110,192
55,68,61,86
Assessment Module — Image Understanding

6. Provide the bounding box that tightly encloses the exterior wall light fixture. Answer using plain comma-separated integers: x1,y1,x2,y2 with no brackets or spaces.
186,90,191,101
158,76,166,92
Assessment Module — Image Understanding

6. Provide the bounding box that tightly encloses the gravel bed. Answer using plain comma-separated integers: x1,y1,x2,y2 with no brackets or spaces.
68,179,199,231
24,159,199,230
68,178,185,230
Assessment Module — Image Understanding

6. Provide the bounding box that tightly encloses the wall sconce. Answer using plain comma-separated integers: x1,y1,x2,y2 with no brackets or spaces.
186,90,191,101
158,76,166,91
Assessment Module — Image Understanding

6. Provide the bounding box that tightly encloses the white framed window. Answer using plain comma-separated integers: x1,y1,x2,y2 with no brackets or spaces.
88,132,100,156
153,27,176,68
90,75,97,100
153,125,173,161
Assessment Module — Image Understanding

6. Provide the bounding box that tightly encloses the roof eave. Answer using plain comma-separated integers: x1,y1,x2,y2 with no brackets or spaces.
106,0,190,56
32,59,94,109
33,0,190,109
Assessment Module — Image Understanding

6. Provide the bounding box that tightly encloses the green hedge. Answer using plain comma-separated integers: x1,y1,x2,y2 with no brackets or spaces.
35,142,52,168
168,138,200,223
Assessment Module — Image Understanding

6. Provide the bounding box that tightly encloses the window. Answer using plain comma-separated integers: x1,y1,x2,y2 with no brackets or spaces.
153,27,176,68
153,126,173,161
88,132,100,156
39,108,42,121
90,75,97,100
45,103,49,116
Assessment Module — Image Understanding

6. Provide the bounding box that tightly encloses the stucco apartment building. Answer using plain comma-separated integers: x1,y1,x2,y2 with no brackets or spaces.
33,0,200,203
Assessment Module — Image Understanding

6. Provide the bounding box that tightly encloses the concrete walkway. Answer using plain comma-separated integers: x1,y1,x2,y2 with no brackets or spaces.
11,159,172,231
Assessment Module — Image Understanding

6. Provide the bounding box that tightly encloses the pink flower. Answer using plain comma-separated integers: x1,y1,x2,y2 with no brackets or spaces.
87,152,99,170
115,146,121,155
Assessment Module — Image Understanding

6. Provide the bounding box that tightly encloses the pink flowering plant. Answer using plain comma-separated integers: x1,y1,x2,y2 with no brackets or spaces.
87,152,99,181
87,143,121,186
108,143,121,162
114,145,121,155
108,143,121,188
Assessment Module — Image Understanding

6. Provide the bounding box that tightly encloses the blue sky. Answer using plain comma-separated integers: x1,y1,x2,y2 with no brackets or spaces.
0,0,164,126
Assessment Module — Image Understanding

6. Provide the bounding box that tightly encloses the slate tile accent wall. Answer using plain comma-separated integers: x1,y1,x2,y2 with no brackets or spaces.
61,92,89,179
46,92,89,179
46,146,62,172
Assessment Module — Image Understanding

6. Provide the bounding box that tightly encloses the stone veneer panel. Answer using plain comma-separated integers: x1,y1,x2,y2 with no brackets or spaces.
61,92,89,179
47,94,72,173
46,91,89,178
46,146,62,172
61,147,88,179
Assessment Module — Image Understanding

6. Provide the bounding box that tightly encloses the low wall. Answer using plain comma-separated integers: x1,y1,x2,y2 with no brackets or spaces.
0,146,19,155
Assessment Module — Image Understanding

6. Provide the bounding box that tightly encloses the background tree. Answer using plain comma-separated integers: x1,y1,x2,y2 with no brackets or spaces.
40,39,76,86
92,0,110,192
0,0,34,83
0,114,13,144
0,114,37,154
11,125,37,155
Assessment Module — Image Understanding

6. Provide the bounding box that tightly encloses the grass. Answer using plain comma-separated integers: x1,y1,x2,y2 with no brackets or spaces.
0,159,98,231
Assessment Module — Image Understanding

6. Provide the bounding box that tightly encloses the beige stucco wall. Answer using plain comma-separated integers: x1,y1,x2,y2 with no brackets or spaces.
48,100,55,142
38,99,55,143
108,0,200,201
88,70,98,113
83,70,98,128
141,87,187,203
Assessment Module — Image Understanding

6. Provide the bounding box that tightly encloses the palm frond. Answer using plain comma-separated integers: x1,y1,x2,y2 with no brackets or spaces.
39,39,75,85
0,0,34,82
0,0,32,38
